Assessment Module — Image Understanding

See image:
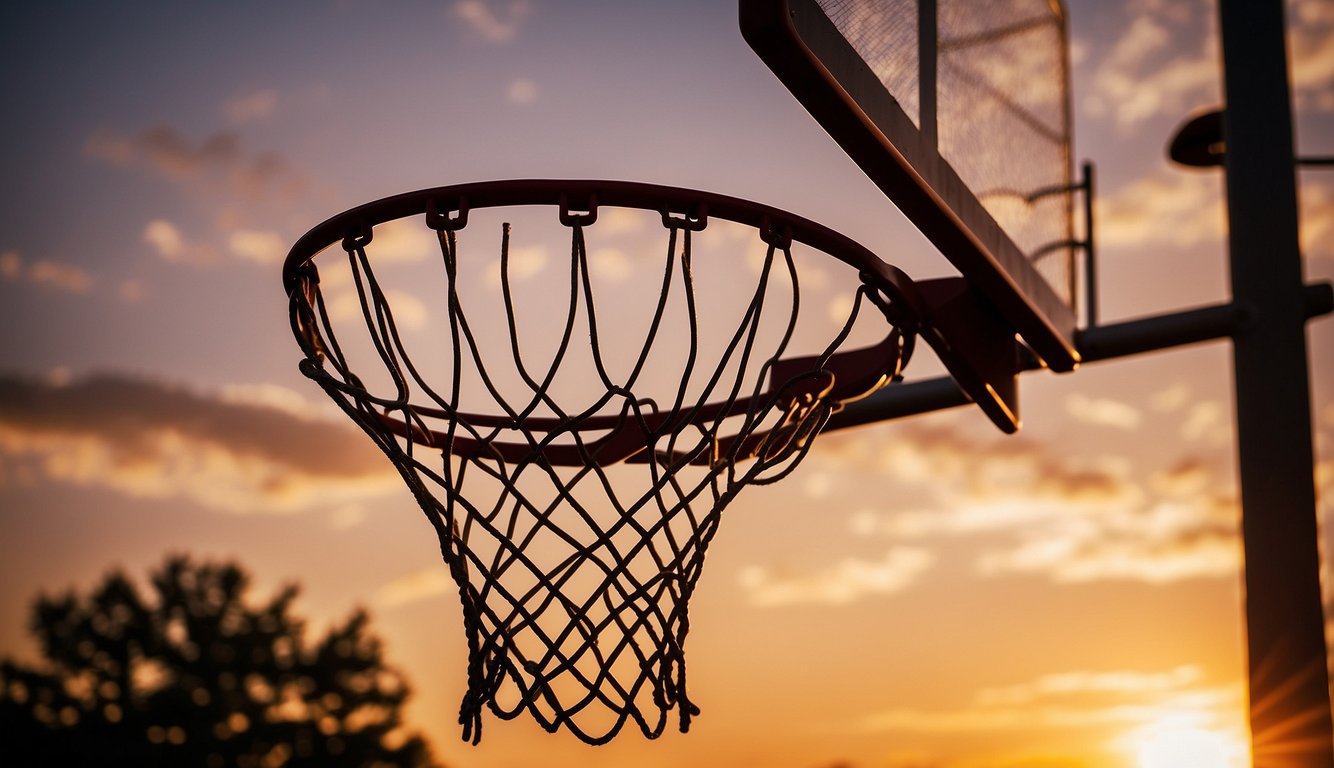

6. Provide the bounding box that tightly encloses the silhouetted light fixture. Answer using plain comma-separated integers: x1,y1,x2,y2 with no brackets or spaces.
1169,108,1334,169
1168,110,1227,168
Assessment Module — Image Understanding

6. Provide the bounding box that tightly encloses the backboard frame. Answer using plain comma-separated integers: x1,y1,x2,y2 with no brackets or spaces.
740,0,1081,371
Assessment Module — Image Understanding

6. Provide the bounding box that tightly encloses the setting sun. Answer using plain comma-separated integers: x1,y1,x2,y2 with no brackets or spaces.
1135,725,1244,768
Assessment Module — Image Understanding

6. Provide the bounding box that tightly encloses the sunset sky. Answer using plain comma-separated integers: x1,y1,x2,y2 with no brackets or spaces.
2,1,1333,767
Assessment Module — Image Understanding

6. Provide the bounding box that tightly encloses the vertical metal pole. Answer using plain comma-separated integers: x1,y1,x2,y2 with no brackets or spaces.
1082,161,1097,328
1217,1,1334,765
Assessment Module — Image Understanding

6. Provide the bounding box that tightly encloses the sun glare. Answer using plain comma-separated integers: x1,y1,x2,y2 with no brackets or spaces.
1135,726,1242,768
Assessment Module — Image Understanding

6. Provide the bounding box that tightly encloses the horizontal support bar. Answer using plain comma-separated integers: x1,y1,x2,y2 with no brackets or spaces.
826,281,1333,432
1075,299,1247,362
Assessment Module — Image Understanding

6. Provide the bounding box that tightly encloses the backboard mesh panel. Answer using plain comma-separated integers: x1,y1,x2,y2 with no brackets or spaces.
815,0,1074,308
815,0,921,128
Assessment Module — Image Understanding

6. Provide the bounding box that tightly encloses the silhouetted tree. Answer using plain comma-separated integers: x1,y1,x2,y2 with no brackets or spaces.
0,555,441,767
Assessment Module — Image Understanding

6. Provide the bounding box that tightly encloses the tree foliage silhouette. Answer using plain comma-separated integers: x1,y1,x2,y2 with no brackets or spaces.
0,555,441,767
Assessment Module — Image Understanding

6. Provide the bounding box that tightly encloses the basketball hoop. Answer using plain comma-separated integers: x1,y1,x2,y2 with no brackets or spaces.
283,179,1002,744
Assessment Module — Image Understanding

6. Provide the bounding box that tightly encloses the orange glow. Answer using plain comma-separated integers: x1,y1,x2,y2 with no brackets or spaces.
1134,725,1244,768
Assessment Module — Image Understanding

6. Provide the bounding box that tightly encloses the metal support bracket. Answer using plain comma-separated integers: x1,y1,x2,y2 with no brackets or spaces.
826,280,1333,432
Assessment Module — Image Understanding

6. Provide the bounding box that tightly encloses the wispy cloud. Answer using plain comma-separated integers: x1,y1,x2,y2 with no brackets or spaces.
1150,382,1191,413
1064,394,1142,430
1097,171,1225,249
143,219,184,259
376,568,453,608
27,260,93,294
1300,180,1334,263
85,125,239,177
85,124,303,202
142,218,218,265
507,78,538,105
0,373,399,514
589,248,631,282
117,279,147,303
816,420,1241,584
975,498,1238,583
227,229,287,265
224,88,279,124
325,288,429,332
738,548,934,607
145,218,293,268
1291,0,1334,111
1080,3,1219,130
1083,0,1332,126
596,207,649,237
363,217,437,264
1180,400,1229,445
974,666,1204,706
0,251,92,294
485,244,549,289
859,664,1243,746
453,0,532,43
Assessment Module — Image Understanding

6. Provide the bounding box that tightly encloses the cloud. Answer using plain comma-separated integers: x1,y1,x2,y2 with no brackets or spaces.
228,229,287,265
1290,0,1334,110
364,217,436,264
589,248,631,282
376,568,453,608
118,279,147,303
1097,171,1225,249
507,78,538,105
1081,5,1220,129
0,251,92,294
485,244,549,288
737,548,934,606
27,261,93,293
219,382,335,420
1110,15,1169,63
976,499,1239,583
1180,400,1228,444
326,289,429,332
147,219,291,268
224,88,278,124
143,219,215,265
817,421,1241,584
1149,382,1191,413
1300,180,1334,263
144,219,184,259
859,665,1243,742
597,207,648,237
974,666,1203,707
86,126,240,179
85,124,303,202
0,373,399,514
865,426,1138,525
1064,394,1142,430
454,0,532,43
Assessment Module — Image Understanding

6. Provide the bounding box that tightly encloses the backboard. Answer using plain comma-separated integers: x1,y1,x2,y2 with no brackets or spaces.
741,0,1080,371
